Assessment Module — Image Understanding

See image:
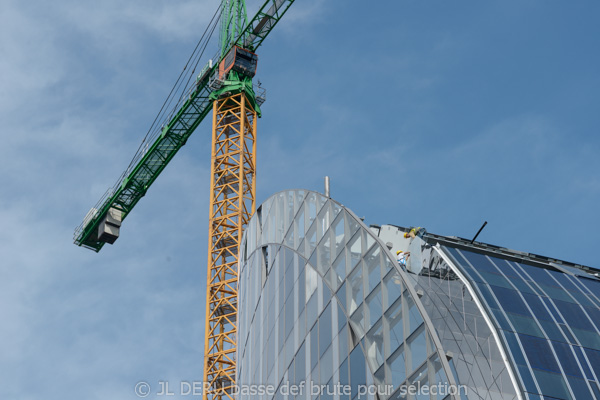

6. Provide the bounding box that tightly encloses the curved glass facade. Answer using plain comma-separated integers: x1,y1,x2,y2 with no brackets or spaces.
236,189,600,400
237,190,457,400
444,247,600,400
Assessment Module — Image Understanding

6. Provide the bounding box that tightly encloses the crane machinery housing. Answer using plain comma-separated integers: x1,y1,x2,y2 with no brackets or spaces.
73,1,297,400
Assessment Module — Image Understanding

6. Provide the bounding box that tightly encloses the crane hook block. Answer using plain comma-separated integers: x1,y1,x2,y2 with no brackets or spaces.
98,207,122,244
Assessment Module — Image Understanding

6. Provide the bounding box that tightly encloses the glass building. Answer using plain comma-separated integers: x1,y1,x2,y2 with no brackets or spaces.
236,189,600,400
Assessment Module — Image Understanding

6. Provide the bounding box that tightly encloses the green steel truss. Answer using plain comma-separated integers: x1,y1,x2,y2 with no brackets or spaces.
220,0,248,57
239,0,296,52
74,0,296,252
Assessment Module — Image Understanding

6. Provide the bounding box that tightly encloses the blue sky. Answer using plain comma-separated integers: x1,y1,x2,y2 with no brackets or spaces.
1,0,599,398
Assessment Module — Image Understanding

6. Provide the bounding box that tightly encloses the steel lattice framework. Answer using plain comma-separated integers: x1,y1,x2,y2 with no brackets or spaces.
204,92,256,400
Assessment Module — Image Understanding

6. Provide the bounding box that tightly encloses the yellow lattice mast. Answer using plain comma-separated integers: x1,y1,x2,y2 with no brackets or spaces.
204,92,256,400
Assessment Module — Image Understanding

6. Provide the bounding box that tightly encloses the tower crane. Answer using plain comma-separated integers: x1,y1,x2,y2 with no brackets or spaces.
73,1,296,399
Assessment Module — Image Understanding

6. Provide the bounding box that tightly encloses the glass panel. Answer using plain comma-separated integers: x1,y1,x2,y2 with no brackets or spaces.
307,222,317,258
531,368,572,400
552,341,583,378
566,375,594,400
339,357,349,400
286,293,295,338
320,344,334,388
297,238,307,259
366,233,376,253
590,381,600,400
365,319,384,370
539,283,577,303
406,293,424,333
284,222,294,249
307,291,318,334
581,279,600,299
331,201,342,218
518,334,561,373
572,346,594,380
584,347,600,380
507,312,544,338
337,302,346,333
294,190,305,216
347,213,360,237
374,364,385,386
386,297,403,353
320,302,333,357
317,235,332,278
366,285,383,331
297,308,306,344
388,346,406,387
338,324,349,365
306,265,318,302
337,281,347,314
296,205,305,243
461,251,502,275
572,327,600,351
349,304,365,339
298,268,305,307
542,297,565,323
349,345,366,400
316,193,327,214
365,246,382,294
295,341,306,385
521,264,563,287
383,269,403,310
332,251,347,290
307,193,317,226
317,203,330,242
276,193,286,243
583,305,600,332
310,324,319,370
553,300,595,331
347,263,364,315
489,285,532,316
408,326,427,373
479,270,513,289
559,324,578,344
409,363,429,400
430,354,448,400
333,212,346,257
538,318,567,343
348,231,362,272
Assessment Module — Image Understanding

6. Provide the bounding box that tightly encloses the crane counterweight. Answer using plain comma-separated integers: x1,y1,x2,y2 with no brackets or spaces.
97,207,122,244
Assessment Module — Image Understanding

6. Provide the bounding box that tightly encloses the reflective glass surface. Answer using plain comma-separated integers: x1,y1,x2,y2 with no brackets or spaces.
445,246,600,400
238,191,452,400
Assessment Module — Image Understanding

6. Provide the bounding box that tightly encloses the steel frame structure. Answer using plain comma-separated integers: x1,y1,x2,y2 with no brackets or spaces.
204,92,256,400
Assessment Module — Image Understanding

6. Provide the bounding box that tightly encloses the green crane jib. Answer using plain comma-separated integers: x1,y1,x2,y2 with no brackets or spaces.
74,0,295,252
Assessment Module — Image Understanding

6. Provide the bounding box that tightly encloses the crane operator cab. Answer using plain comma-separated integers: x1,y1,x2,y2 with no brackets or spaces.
219,46,258,80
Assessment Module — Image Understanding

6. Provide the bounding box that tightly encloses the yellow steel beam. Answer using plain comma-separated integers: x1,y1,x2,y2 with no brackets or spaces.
203,92,256,400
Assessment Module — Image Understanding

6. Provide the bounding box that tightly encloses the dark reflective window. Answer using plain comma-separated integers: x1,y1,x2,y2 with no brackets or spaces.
531,368,571,400
584,348,600,379
518,334,560,373
553,300,595,331
489,285,531,317
566,375,594,399
551,341,582,378
462,251,502,275
521,292,552,321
